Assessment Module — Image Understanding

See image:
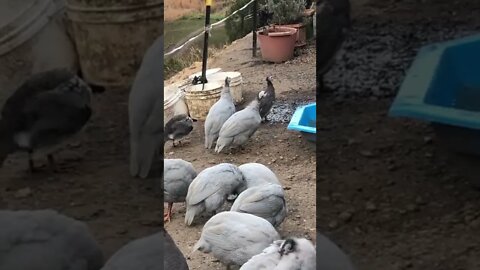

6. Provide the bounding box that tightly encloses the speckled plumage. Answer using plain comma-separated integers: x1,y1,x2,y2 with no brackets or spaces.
215,98,262,153
240,238,316,270
0,209,103,270
0,69,92,171
231,183,287,227
238,163,281,188
129,35,164,179
185,163,246,226
204,77,236,149
193,211,280,268
102,228,188,270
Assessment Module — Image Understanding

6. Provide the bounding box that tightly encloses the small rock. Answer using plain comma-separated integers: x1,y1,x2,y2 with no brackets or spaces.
168,152,174,155
328,220,339,229
339,211,354,222
15,187,32,199
406,204,418,212
359,150,374,157
423,136,433,144
365,201,377,211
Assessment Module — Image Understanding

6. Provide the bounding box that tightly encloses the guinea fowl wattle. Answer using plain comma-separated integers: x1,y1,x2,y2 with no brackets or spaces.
0,69,92,173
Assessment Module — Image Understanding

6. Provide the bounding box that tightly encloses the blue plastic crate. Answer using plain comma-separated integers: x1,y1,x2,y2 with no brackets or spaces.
288,103,316,142
389,33,480,155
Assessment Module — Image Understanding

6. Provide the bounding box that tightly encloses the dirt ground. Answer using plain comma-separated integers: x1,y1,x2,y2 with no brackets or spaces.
0,27,316,270
165,37,317,269
319,0,480,270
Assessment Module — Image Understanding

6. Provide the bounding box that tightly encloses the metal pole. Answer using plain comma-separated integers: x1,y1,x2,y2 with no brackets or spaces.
252,0,258,57
201,0,212,89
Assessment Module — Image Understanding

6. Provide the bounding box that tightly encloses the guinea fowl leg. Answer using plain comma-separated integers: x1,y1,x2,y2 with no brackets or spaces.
163,202,174,222
47,154,58,173
172,140,177,147
28,151,35,173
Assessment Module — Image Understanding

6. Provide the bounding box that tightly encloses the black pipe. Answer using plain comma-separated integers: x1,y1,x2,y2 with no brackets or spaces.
201,4,211,89
252,0,258,57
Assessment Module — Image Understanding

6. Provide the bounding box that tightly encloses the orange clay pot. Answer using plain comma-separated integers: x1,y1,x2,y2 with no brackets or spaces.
257,26,297,63
283,23,307,47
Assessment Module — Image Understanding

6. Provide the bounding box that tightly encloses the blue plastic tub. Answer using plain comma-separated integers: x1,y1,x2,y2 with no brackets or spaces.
288,103,316,142
389,33,480,155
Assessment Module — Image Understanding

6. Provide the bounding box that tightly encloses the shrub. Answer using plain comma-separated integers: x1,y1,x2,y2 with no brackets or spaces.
225,0,267,42
266,0,306,25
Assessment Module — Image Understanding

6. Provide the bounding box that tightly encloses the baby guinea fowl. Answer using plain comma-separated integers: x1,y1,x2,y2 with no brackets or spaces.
102,228,189,270
163,158,197,223
214,96,263,153
164,114,196,147
0,209,103,270
192,211,280,270
258,76,275,122
204,77,236,149
0,69,92,173
230,183,287,227
185,163,246,226
240,238,316,270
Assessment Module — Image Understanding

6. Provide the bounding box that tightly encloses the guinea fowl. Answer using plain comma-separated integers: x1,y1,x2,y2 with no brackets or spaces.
238,162,281,188
240,238,316,270
164,114,196,147
163,158,197,223
192,211,280,270
129,35,164,179
204,77,236,149
316,0,351,91
102,228,189,270
258,76,275,122
0,209,103,270
185,163,246,226
215,96,263,153
0,69,92,173
230,183,287,227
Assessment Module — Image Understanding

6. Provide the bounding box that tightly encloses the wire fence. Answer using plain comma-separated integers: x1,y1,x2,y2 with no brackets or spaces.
164,0,255,58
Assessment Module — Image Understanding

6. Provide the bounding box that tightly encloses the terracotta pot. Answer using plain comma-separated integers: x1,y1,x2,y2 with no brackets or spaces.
257,26,297,63
282,23,307,47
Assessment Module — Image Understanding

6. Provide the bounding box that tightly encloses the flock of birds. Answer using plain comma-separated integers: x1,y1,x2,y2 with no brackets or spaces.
0,0,356,269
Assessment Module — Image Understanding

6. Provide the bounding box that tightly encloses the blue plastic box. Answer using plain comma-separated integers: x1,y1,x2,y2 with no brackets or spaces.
287,103,316,142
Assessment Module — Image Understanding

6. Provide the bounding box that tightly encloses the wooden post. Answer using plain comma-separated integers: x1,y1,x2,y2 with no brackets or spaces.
252,0,258,57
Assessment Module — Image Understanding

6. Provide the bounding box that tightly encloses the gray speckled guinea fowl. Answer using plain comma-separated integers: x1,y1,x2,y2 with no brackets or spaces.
316,0,351,91
204,77,236,149
163,158,197,223
192,211,280,270
0,209,103,270
0,69,92,173
214,97,263,153
101,228,189,270
164,114,196,147
129,35,164,179
258,76,275,122
240,238,316,270
230,183,287,227
185,163,246,226
238,162,281,188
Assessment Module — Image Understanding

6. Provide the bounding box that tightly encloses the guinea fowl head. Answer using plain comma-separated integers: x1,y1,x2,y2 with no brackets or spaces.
279,238,297,256
266,76,274,85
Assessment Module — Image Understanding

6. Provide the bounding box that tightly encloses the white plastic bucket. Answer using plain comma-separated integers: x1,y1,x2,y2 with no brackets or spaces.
206,71,243,105
164,84,189,124
0,0,78,108
184,82,223,121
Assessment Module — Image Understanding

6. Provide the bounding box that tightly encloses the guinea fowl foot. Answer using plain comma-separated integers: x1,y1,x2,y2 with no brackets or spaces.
163,212,172,223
